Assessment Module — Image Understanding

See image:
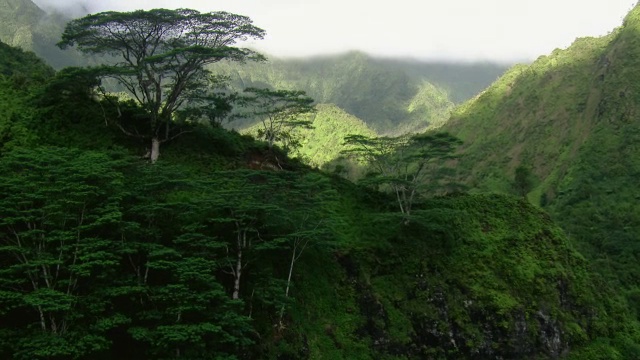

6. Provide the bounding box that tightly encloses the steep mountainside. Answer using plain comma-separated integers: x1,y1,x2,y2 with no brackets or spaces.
444,34,611,196
285,194,639,359
442,2,640,317
0,0,44,48
0,0,84,68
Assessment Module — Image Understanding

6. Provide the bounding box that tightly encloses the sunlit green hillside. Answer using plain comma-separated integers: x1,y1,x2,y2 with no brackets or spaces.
442,1,640,322
239,103,376,171
294,104,377,167
445,33,612,195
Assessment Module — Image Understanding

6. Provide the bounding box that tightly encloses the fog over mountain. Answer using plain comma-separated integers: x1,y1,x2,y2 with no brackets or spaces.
31,0,89,17
31,0,636,62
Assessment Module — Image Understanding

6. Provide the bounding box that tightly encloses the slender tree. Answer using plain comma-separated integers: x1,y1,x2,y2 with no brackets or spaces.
270,173,337,327
236,87,316,152
57,8,266,163
190,171,284,300
343,132,461,217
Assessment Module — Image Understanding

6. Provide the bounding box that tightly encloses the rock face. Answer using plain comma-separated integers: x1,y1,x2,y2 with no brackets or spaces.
288,194,633,359
0,0,42,48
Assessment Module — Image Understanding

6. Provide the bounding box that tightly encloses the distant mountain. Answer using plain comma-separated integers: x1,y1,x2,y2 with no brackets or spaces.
0,39,53,78
0,0,509,136
212,52,507,135
0,0,84,68
0,0,44,48
441,1,640,314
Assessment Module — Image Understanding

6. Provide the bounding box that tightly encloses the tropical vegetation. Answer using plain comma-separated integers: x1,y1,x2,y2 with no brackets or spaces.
1,1,640,359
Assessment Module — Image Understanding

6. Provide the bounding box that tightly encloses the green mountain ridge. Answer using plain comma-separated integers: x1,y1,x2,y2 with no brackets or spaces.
0,0,507,171
0,0,508,136
442,0,640,335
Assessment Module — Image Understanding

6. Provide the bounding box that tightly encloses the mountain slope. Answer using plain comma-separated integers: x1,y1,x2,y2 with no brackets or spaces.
286,194,639,359
0,40,54,154
0,0,83,68
445,34,611,195
0,0,44,48
293,103,377,167
239,103,376,170
441,2,640,317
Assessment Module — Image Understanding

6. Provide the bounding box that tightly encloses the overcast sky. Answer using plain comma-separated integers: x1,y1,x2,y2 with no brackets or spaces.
32,0,637,62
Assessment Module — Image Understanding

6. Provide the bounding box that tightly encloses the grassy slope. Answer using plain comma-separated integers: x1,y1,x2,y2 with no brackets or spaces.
550,6,640,297
444,34,612,197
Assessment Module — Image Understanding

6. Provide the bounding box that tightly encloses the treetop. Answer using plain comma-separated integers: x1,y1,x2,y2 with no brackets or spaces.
57,8,266,62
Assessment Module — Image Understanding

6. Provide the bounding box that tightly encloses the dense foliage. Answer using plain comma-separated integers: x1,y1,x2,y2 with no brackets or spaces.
1,1,639,358
0,41,54,154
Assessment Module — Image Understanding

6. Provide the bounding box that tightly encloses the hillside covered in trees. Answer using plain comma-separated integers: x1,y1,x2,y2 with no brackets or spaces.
440,1,640,330
0,1,640,359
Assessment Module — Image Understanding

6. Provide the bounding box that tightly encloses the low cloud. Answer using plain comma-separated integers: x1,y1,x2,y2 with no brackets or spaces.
27,0,638,63
31,0,95,17
32,0,177,15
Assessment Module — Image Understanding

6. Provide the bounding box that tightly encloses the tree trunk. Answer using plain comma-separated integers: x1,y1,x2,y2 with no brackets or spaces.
285,247,296,299
232,231,244,300
279,247,297,323
150,137,161,164
37,305,46,332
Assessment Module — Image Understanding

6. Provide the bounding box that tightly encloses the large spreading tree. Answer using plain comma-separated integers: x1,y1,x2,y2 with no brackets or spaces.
57,8,266,163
